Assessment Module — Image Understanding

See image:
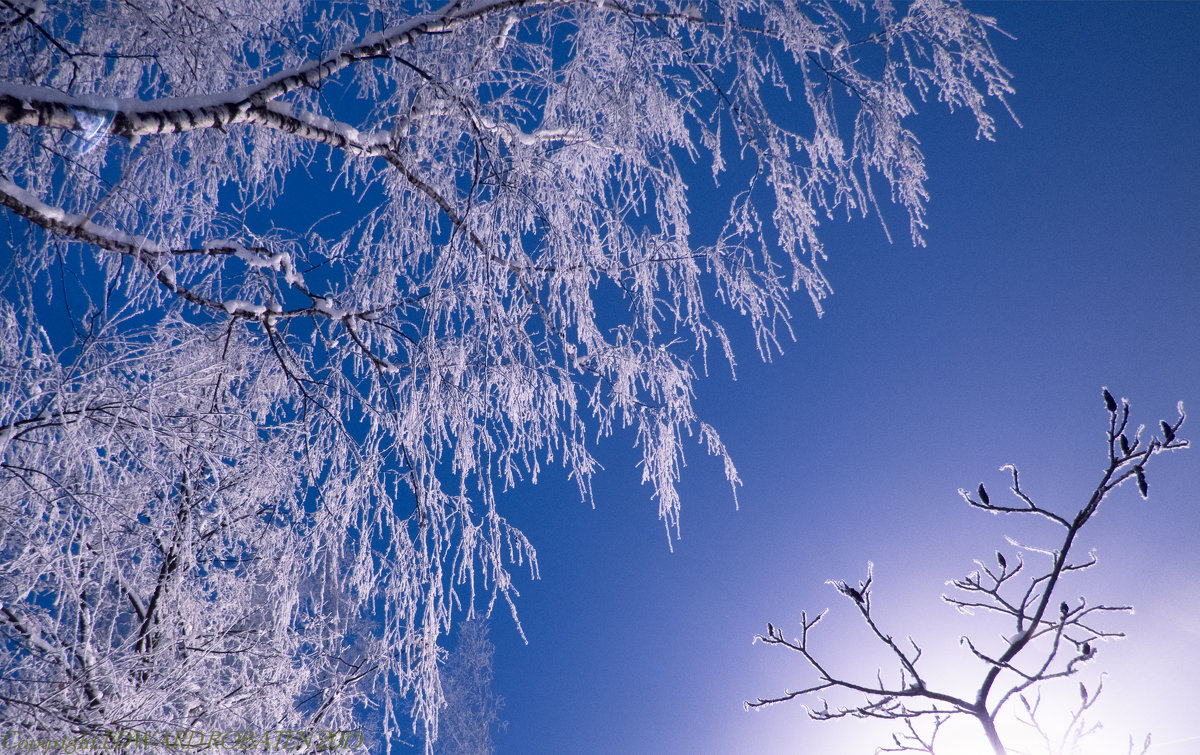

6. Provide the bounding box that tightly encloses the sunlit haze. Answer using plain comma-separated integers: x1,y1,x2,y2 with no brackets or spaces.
490,4,1200,753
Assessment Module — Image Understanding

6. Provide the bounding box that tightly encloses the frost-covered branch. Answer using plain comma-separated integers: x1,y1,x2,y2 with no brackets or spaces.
750,390,1186,754
0,0,562,137
1,0,1015,749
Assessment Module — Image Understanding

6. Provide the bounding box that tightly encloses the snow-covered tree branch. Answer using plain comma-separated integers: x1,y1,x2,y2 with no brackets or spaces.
0,0,1012,748
749,390,1187,754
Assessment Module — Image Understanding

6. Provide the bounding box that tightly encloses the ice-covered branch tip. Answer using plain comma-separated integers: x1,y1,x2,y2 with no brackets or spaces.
751,390,1186,754
829,564,873,608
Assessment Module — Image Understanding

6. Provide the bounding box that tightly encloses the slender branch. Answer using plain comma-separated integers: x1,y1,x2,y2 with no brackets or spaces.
750,391,1187,754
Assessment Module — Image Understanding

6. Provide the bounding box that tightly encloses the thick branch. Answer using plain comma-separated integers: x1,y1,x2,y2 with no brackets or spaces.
0,0,561,137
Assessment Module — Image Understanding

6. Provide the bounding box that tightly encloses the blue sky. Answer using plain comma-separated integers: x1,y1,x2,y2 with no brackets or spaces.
487,3,1200,753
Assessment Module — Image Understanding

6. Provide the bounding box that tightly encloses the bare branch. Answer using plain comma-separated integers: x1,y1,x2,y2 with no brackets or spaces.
751,391,1187,754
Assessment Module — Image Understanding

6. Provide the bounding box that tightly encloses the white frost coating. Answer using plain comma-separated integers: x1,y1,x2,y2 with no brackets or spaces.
225,245,305,287
234,247,270,267
472,113,586,148
0,0,1015,748
222,299,267,316
283,261,306,287
495,13,518,49
0,177,165,255
315,298,347,319
6,0,45,23
235,247,293,272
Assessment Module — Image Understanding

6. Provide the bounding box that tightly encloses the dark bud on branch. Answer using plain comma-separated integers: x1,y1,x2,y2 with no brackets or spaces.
978,483,989,505
1079,682,1088,703
996,551,1006,569
1104,388,1117,413
1120,434,1131,456
1136,467,1148,498
1060,601,1069,619
1082,641,1092,657
838,582,864,604
1161,420,1176,442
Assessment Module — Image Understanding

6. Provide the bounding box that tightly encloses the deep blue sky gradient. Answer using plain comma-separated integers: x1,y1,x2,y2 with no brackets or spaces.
487,4,1200,753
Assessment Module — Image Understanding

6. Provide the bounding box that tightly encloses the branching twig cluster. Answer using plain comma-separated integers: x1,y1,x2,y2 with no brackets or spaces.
749,390,1186,755
0,0,1015,747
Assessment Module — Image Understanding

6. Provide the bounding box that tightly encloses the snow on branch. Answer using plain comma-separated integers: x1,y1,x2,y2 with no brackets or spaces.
0,0,1015,749
0,0,560,137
